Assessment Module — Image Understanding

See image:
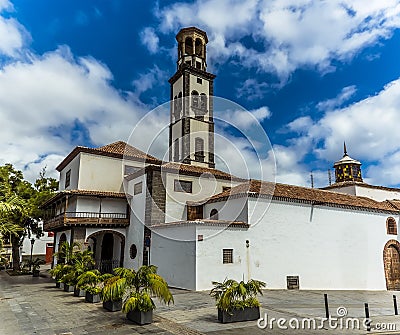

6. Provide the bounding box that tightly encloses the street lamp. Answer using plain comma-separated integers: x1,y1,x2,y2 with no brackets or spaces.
29,238,35,271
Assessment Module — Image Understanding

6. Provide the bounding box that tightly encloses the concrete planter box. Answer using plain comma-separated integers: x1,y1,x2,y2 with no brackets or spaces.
32,270,40,277
73,287,85,297
85,291,100,303
127,310,153,325
64,284,74,292
218,307,260,323
103,300,122,312
56,282,64,289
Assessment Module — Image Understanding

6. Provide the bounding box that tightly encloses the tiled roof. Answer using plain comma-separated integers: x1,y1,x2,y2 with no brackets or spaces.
201,180,399,213
56,141,161,171
161,162,244,181
322,181,400,193
151,219,249,229
125,162,245,182
41,189,127,208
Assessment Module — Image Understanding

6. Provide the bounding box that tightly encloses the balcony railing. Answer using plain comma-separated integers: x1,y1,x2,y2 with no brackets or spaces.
94,259,121,274
44,211,129,230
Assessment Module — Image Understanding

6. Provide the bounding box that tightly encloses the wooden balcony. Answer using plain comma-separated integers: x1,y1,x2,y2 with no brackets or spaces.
43,212,130,231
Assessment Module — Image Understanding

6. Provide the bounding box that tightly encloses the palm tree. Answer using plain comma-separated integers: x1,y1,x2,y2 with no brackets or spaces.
121,265,174,313
54,241,81,265
210,278,266,312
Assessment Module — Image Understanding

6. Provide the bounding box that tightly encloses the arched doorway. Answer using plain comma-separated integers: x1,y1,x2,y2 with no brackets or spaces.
86,230,125,274
383,240,400,290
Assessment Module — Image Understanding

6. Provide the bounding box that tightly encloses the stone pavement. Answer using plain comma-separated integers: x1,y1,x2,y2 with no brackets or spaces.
1,270,400,335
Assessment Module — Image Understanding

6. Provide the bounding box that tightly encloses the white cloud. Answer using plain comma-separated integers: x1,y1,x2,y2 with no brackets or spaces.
154,0,400,80
140,27,160,54
0,1,28,58
0,42,166,182
276,77,400,187
131,65,167,97
317,85,357,111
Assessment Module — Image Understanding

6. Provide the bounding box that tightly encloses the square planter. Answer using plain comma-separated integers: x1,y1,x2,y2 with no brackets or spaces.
73,287,85,297
127,310,153,325
32,270,40,277
56,282,64,289
218,307,260,323
85,291,100,303
103,300,122,312
64,284,74,292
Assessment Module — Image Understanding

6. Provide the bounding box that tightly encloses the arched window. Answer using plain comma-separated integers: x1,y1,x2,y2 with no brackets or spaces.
200,93,207,110
195,137,204,162
210,209,218,220
195,38,203,56
173,95,179,120
387,217,398,235
174,139,179,161
185,37,193,54
191,90,200,109
177,92,182,115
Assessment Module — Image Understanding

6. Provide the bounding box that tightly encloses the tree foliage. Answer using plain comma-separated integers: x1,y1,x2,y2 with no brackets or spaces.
0,164,58,270
210,278,266,312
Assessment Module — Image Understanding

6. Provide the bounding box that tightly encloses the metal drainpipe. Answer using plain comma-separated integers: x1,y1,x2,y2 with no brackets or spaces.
246,240,250,281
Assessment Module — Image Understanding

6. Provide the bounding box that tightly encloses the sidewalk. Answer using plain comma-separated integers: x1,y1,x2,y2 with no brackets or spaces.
1,270,400,334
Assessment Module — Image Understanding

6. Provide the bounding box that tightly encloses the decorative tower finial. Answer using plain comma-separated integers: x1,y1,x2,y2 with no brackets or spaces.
333,143,363,183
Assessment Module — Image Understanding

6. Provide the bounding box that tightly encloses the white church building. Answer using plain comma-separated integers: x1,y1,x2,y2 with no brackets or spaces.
43,27,400,291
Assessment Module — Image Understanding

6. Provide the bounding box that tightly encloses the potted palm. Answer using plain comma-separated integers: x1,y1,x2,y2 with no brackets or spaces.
100,267,137,312
71,249,95,297
49,263,69,289
121,265,174,325
210,278,266,323
29,258,45,277
76,270,113,303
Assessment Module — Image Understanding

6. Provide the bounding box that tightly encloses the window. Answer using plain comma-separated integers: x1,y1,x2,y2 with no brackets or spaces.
210,209,219,220
200,93,207,110
191,90,200,109
287,276,300,290
185,37,193,54
195,38,203,56
134,182,142,195
65,169,71,188
197,77,202,84
387,217,398,235
223,249,233,264
222,186,231,192
198,235,204,241
196,61,201,69
195,137,204,162
174,179,192,193
124,165,140,176
174,139,180,161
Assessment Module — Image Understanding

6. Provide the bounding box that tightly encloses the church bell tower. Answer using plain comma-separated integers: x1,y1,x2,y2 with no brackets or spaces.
333,142,363,183
168,27,216,168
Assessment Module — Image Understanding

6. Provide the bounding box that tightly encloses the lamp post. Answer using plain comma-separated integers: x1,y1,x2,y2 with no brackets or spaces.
29,238,35,271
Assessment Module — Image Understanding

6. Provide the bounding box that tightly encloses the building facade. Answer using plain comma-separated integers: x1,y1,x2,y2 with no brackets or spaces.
43,27,400,291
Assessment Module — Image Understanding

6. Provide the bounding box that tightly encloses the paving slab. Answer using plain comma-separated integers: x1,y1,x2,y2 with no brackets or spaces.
2,270,400,334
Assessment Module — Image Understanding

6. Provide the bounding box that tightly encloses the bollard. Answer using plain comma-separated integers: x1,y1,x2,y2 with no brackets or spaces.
365,303,371,332
394,295,398,315
324,293,330,319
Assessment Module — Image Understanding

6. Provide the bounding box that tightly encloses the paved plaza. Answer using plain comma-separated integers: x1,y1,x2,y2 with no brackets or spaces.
1,270,400,335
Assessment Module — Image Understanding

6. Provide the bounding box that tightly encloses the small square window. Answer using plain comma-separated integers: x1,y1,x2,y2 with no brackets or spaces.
287,276,300,290
134,182,142,195
223,249,233,264
65,169,71,188
198,235,204,241
197,77,202,84
174,180,192,193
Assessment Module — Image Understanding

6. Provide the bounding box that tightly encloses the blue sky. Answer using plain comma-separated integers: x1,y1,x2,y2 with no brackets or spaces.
1,0,400,187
